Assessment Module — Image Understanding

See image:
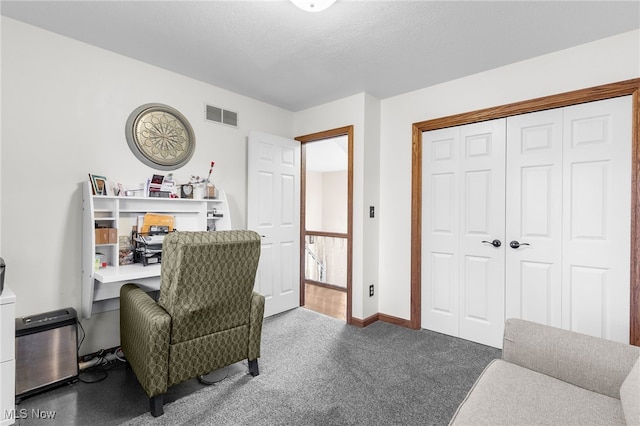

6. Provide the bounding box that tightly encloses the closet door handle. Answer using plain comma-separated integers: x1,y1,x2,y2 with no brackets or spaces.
509,240,530,249
482,239,502,248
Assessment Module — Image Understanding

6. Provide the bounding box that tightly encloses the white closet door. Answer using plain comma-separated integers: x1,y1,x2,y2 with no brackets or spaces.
422,126,460,338
458,120,506,347
423,96,631,347
505,109,564,328
562,96,631,342
422,119,506,348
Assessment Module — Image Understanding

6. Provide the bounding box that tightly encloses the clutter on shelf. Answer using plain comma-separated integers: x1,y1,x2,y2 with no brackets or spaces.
132,213,175,266
88,164,220,199
147,174,176,198
118,236,134,266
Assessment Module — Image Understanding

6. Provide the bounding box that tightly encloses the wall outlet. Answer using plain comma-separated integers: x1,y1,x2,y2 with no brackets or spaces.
369,284,374,297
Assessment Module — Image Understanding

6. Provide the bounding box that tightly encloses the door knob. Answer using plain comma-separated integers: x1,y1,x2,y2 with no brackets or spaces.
482,239,502,248
509,240,530,249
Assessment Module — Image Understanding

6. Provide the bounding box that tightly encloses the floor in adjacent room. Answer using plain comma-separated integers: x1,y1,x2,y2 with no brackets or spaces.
303,282,346,321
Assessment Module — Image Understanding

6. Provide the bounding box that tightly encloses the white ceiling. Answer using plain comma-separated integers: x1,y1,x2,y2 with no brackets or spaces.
1,1,639,112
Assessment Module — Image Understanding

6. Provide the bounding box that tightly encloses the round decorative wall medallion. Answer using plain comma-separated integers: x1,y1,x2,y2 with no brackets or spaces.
125,103,195,170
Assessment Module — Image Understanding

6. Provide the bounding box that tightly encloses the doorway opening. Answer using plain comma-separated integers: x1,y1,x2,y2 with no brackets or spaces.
297,126,353,323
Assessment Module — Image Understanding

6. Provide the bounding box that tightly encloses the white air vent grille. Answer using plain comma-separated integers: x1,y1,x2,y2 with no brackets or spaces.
205,104,238,128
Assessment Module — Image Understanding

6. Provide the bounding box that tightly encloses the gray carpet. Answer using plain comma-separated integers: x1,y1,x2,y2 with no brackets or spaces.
121,308,500,426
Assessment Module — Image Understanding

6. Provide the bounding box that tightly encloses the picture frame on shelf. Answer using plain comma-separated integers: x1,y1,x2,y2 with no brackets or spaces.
90,174,108,196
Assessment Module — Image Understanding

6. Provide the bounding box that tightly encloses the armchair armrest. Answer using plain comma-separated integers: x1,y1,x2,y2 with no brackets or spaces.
248,291,265,361
503,318,640,399
120,284,171,397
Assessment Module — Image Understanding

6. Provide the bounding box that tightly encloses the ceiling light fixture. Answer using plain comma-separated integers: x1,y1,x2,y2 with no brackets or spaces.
290,0,337,13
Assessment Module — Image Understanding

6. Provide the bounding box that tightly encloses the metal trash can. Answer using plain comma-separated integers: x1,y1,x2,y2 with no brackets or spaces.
15,307,78,401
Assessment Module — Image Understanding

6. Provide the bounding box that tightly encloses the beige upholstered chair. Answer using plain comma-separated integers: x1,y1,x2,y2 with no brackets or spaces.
120,230,264,417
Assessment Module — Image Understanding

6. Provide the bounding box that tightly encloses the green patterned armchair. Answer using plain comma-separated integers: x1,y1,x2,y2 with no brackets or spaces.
120,230,265,417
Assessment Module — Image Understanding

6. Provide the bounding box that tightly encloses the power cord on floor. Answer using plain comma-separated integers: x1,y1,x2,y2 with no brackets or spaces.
77,320,86,353
78,348,126,384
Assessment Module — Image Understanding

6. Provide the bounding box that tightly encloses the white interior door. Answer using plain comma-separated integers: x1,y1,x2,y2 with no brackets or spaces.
505,108,564,328
248,131,301,317
422,119,506,348
458,120,506,347
561,97,631,342
422,126,460,338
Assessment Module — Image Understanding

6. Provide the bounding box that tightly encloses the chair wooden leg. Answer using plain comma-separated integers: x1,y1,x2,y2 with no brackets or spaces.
248,359,259,377
150,394,164,417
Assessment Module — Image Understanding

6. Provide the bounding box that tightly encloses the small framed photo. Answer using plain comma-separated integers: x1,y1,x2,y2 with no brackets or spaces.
90,174,108,196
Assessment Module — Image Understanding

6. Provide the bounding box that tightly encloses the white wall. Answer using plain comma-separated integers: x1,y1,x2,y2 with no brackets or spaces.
0,18,293,354
362,93,381,317
0,16,3,257
0,16,4,259
322,171,347,233
304,170,349,233
294,93,380,319
305,171,323,230
378,29,640,320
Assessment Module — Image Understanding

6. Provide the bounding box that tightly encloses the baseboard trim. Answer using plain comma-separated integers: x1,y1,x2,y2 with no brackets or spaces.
351,313,378,328
378,313,415,329
350,313,415,329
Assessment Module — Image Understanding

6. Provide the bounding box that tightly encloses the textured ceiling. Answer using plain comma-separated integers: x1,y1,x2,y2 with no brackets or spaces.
1,0,639,111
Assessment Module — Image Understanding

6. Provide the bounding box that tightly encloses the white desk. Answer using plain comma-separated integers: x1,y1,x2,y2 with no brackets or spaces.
81,181,232,319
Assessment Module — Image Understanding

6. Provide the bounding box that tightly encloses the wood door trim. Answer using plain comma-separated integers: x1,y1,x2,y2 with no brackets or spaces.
296,125,354,325
411,78,640,345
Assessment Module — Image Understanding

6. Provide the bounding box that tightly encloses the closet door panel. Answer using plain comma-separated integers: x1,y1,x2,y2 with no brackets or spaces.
520,260,553,325
422,128,460,336
506,109,563,327
569,265,609,338
430,173,457,317
562,96,631,343
569,161,607,239
463,255,491,320
430,252,456,314
458,120,506,348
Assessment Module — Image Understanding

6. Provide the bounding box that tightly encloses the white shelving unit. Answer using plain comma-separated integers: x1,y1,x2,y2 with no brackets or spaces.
81,181,231,319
